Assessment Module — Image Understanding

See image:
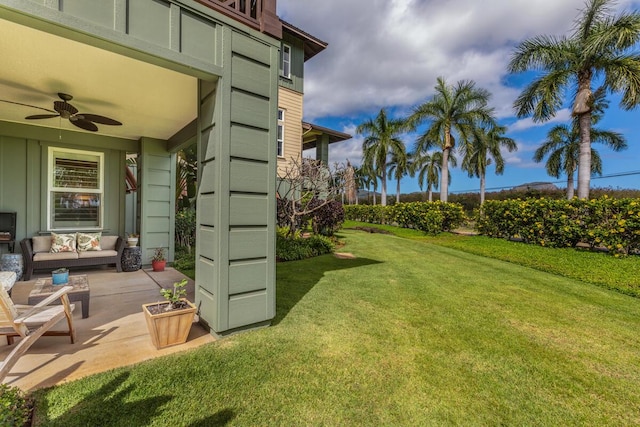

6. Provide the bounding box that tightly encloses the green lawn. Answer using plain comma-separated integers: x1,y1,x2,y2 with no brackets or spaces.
33,230,640,426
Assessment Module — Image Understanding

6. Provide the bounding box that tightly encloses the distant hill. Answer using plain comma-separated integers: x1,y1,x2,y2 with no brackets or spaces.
512,182,559,191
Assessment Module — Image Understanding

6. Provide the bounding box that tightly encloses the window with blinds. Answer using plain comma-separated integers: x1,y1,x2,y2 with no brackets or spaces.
49,148,104,230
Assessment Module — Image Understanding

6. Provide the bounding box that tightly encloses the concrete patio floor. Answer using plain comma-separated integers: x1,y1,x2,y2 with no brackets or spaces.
1,267,214,391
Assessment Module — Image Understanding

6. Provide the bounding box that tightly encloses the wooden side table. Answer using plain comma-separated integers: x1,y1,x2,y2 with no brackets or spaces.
28,274,90,318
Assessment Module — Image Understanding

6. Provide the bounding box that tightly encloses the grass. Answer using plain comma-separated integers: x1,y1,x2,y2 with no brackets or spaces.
344,220,640,298
31,230,640,425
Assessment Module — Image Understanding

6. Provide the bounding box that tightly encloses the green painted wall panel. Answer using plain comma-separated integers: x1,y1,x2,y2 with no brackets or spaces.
228,291,268,329
139,138,174,264
198,226,216,260
231,31,270,65
147,153,172,169
128,0,171,48
229,260,267,295
278,33,304,93
229,195,268,226
229,124,268,161
229,228,267,260
197,285,217,327
231,91,270,130
146,216,170,231
232,55,271,98
148,170,171,184
0,130,127,248
59,0,115,29
181,9,217,65
145,231,169,249
198,159,216,193
229,159,269,193
146,201,171,217
199,194,216,227
198,256,216,293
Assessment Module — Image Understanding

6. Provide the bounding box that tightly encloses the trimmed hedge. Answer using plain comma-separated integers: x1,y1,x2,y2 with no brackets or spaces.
476,197,640,255
344,202,465,235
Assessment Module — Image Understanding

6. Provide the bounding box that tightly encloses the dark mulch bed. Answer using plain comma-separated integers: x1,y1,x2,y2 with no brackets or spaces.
348,226,393,235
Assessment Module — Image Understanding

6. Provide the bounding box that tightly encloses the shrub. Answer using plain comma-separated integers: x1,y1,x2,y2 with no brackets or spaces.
344,202,465,235
175,208,196,250
476,197,640,255
0,384,31,427
308,199,345,236
276,228,335,261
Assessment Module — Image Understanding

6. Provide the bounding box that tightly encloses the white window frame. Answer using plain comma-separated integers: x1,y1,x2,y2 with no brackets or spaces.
277,109,285,158
281,44,291,79
47,146,104,231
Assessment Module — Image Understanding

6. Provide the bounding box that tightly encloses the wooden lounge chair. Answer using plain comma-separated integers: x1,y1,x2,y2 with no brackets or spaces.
0,285,76,381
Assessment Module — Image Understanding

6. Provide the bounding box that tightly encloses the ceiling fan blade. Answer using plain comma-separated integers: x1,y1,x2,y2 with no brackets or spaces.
70,118,98,132
0,99,57,114
25,114,60,120
78,113,122,126
54,100,78,116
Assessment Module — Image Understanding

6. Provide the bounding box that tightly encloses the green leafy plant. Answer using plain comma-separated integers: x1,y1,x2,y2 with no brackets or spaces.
152,247,166,262
159,278,188,310
0,383,31,426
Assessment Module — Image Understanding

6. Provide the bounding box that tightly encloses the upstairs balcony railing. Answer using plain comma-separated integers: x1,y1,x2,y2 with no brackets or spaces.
195,0,281,37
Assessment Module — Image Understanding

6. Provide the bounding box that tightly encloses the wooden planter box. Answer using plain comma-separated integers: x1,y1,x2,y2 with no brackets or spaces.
142,299,197,349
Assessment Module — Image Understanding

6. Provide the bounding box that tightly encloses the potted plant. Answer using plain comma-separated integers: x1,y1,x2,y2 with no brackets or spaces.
142,279,196,349
151,247,166,272
126,233,139,247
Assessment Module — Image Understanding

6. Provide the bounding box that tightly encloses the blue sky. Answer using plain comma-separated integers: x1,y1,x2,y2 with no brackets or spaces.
278,0,640,195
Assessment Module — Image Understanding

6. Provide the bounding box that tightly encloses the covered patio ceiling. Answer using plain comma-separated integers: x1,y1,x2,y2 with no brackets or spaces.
0,17,198,141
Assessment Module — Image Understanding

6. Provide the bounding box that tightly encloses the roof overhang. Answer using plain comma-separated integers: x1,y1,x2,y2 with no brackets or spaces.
281,20,327,62
302,122,351,150
0,17,197,142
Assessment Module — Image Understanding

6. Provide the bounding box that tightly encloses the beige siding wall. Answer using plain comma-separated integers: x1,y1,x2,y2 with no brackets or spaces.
277,87,303,177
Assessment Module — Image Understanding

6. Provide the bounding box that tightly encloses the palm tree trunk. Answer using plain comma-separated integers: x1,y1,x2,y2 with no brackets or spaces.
566,173,575,199
381,168,387,206
480,173,486,205
440,147,450,203
396,176,401,204
428,185,433,202
577,111,592,199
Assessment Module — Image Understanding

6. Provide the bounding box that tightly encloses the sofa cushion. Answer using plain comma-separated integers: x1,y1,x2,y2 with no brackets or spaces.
32,236,52,253
78,249,118,259
100,236,118,251
77,232,102,252
50,232,77,253
34,251,79,261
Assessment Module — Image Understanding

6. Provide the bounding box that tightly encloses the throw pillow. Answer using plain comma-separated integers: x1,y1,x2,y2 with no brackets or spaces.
77,232,102,252
50,232,77,253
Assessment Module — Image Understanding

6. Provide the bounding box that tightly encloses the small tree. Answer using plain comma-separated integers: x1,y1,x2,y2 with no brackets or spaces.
277,158,348,238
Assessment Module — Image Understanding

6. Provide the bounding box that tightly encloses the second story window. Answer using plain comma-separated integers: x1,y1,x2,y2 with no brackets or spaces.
281,44,291,79
277,109,285,157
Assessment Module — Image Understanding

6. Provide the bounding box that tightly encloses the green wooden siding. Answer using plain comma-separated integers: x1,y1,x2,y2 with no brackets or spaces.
139,138,175,264
0,123,129,253
196,25,277,335
278,33,304,93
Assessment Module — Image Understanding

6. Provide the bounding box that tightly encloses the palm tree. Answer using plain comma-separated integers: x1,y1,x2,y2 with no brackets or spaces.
357,109,407,206
358,162,378,205
534,124,626,199
410,151,454,202
462,124,517,205
509,0,640,199
409,77,495,202
387,149,410,204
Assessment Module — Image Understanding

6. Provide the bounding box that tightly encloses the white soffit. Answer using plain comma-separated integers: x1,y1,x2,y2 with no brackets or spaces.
0,18,198,140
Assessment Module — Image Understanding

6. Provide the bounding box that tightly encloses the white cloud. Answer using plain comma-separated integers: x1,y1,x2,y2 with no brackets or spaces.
278,0,629,120
508,109,572,132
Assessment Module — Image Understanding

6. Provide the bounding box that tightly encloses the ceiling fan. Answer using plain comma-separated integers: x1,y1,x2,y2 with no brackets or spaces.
1,93,122,132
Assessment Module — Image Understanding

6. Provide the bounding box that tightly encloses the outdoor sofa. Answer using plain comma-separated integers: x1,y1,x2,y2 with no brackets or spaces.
20,233,125,280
